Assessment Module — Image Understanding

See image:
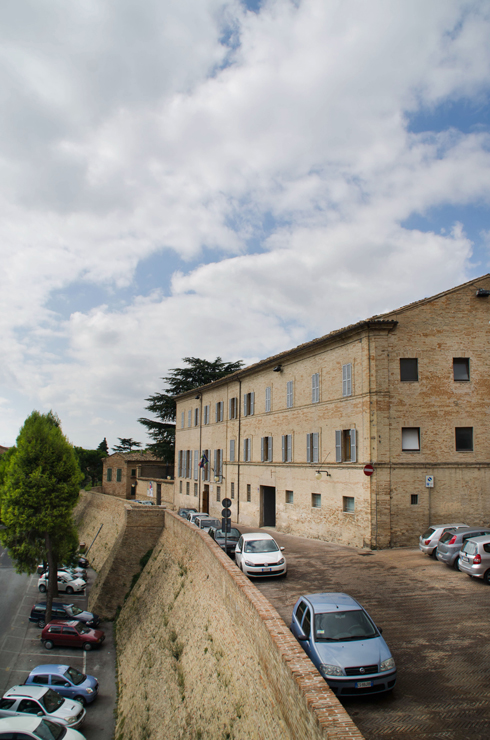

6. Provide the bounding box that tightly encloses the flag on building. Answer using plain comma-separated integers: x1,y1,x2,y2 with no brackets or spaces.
198,452,208,468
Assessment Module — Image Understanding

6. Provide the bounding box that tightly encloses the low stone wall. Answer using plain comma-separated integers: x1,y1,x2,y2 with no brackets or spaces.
114,511,363,740
74,491,128,571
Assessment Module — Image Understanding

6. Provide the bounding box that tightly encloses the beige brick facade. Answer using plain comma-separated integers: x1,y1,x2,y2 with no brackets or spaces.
175,275,490,548
102,451,173,502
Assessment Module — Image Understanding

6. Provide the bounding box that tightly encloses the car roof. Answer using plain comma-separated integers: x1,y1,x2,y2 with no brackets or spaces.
33,602,70,609
301,592,361,612
4,685,47,700
463,534,490,544
46,620,79,627
0,715,46,730
242,532,275,541
29,664,70,675
430,523,468,529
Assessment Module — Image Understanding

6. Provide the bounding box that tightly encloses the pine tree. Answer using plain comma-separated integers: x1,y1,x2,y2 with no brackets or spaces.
97,437,109,453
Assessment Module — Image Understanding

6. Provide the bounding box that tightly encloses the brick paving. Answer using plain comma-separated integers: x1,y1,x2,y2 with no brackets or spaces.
238,526,490,740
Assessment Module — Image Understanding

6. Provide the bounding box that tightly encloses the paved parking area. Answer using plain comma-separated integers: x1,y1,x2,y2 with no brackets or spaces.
0,568,116,740
238,526,490,740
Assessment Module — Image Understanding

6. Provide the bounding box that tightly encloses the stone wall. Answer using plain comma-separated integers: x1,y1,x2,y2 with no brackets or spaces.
74,491,128,571
114,510,363,740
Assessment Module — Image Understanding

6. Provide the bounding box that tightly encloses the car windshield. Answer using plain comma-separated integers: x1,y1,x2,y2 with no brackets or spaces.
422,528,436,539
314,610,378,641
439,531,456,544
65,667,85,686
201,519,220,528
74,622,90,634
244,539,279,553
33,718,67,740
215,529,240,538
41,688,64,713
463,540,478,554
67,605,82,616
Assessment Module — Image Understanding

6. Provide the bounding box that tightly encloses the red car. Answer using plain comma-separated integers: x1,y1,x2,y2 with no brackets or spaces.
41,620,105,651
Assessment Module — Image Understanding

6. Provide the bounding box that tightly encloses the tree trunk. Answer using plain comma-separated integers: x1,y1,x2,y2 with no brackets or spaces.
45,532,58,624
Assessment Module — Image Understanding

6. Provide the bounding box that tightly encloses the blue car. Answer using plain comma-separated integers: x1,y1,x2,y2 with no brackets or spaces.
290,593,396,696
24,664,99,706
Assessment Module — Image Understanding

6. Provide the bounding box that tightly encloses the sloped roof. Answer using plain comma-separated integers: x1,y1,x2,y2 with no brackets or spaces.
178,273,490,399
107,451,165,462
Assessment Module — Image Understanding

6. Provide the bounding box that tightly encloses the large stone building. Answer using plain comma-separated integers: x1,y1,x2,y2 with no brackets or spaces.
102,451,173,503
174,275,490,548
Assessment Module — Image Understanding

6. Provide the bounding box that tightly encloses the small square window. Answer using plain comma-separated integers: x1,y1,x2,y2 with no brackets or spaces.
131,468,137,477
411,494,419,505
402,427,420,451
453,358,470,381
400,358,418,382
343,496,355,513
312,493,321,508
455,427,473,451
285,490,294,504
246,484,251,502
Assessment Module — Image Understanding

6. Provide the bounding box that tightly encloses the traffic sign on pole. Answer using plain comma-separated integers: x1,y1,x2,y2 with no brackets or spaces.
363,464,374,476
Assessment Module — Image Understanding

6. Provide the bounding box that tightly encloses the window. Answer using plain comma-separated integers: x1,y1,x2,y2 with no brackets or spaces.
343,496,355,513
194,483,198,497
186,482,190,495
265,386,271,412
229,397,238,419
107,468,112,482
194,450,199,480
286,380,294,408
335,429,357,462
247,484,251,502
312,373,320,403
243,392,255,416
230,439,235,462
402,428,420,451
453,358,470,381
400,358,418,381
455,427,473,451
203,405,210,425
342,363,352,397
231,482,235,499
188,409,192,427
312,493,321,508
194,407,199,426
214,449,223,482
411,494,418,505
131,468,136,477
215,401,224,422
181,411,185,429
177,450,182,477
202,449,210,481
243,438,252,462
306,433,319,463
116,468,122,482
187,450,193,478
285,490,294,504
261,436,273,462
282,434,292,462
179,480,182,493
216,486,221,502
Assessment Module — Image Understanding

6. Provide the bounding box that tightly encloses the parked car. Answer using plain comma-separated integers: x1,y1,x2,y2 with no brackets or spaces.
290,592,396,696
436,527,490,569
208,526,241,556
37,564,87,580
38,573,86,594
418,523,468,556
29,602,100,629
458,535,490,583
77,556,89,569
178,507,197,519
187,511,208,524
0,715,86,739
0,685,85,729
134,500,155,505
195,516,221,532
25,665,98,706
41,621,105,651
235,533,287,577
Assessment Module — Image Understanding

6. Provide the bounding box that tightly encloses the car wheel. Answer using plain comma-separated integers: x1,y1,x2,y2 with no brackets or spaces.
65,586,74,594
39,584,47,593
83,642,92,651
74,696,86,706
37,619,46,629
44,640,54,650
453,557,460,571
484,570,490,585
430,548,438,558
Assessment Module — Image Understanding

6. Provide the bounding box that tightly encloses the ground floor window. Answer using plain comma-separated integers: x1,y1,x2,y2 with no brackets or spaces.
411,494,418,505
285,490,294,504
312,493,321,508
194,483,198,497
216,486,221,502
186,481,190,495
247,484,251,502
455,427,473,451
179,480,182,493
343,496,355,513
230,482,235,499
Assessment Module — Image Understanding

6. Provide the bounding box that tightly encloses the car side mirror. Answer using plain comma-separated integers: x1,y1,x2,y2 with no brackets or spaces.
296,629,308,641
280,547,285,551
378,627,383,634
38,712,44,716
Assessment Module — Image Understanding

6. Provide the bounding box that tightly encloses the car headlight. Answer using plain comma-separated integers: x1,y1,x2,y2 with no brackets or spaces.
380,657,396,672
277,558,285,565
320,664,344,677
65,716,77,724
244,560,255,567
85,688,94,694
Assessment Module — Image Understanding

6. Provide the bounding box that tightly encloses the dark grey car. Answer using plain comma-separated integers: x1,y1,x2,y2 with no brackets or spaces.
208,526,241,556
436,527,490,570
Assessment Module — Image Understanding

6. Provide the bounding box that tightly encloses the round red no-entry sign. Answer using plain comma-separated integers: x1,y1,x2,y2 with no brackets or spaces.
363,464,374,476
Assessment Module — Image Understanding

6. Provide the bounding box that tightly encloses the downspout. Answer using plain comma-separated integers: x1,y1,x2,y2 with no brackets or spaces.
368,330,377,549
198,394,203,512
237,379,242,524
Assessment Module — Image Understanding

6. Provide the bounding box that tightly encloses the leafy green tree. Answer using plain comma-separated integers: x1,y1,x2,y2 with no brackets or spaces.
112,438,142,453
138,356,244,463
0,411,82,623
97,437,109,453
73,447,107,486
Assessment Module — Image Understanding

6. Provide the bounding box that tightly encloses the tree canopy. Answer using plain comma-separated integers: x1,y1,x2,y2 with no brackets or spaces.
97,437,109,453
0,411,82,621
73,447,107,486
138,356,244,462
112,437,142,453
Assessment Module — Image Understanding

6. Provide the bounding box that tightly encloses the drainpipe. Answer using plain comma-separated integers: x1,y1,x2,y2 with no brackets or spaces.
237,379,241,524
198,393,203,512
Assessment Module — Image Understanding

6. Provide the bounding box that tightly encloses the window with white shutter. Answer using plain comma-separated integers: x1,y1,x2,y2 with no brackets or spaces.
312,373,320,403
194,407,199,426
230,439,235,462
243,438,251,462
307,433,319,463
243,392,255,416
342,364,352,397
194,450,199,480
204,405,210,425
188,409,192,427
287,380,294,408
229,397,238,419
282,434,292,462
181,412,185,429
336,429,357,461
265,387,271,412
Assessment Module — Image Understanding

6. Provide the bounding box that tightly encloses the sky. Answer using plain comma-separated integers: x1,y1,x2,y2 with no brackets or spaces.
1,0,490,450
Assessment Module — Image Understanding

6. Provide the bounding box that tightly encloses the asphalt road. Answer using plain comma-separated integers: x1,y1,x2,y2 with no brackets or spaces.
0,546,116,740
237,525,490,740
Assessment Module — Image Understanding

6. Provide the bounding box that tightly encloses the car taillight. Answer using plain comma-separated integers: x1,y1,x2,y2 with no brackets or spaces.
424,539,431,545
448,536,457,545
474,554,482,564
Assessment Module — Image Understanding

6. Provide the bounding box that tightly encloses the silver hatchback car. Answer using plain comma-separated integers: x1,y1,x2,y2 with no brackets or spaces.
436,527,490,570
418,523,468,557
458,535,490,583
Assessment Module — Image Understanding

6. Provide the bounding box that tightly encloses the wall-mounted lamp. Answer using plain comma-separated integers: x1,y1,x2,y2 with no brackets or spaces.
315,470,331,480
195,394,201,399
273,365,282,372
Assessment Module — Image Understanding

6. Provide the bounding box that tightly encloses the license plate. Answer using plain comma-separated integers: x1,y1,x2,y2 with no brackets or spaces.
261,568,272,572
356,680,373,688
461,556,468,561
